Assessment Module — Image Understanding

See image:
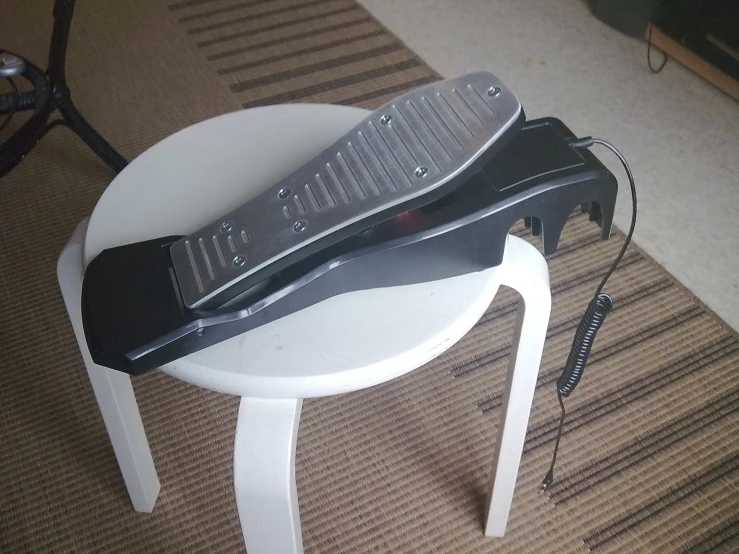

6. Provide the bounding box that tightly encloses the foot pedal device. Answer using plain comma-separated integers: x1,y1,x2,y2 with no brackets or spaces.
82,71,617,374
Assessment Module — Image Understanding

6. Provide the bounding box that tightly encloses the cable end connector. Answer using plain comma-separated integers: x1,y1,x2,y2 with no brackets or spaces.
538,469,554,495
568,136,594,149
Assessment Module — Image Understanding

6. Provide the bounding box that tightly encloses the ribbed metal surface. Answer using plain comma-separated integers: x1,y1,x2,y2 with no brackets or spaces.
171,71,522,308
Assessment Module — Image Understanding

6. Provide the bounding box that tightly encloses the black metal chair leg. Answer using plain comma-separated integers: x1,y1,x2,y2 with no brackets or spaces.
57,96,128,174
1,0,129,178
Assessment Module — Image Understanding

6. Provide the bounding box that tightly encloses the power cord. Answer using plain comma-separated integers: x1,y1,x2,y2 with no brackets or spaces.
646,1,668,73
539,137,638,494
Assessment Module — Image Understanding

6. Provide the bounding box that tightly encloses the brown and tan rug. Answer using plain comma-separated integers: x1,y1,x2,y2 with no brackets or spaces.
1,1,737,552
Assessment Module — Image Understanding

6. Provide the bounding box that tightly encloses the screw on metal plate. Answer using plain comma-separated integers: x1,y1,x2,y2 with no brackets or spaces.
380,114,392,125
278,187,291,199
293,221,307,232
414,167,428,178
233,255,246,267
196,328,205,336
487,86,501,97
221,221,233,233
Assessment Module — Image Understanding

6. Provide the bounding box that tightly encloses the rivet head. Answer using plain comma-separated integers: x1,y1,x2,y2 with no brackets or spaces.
488,86,502,97
278,187,291,199
293,221,307,232
196,328,205,336
380,114,392,125
221,221,233,232
233,256,246,267
414,167,428,178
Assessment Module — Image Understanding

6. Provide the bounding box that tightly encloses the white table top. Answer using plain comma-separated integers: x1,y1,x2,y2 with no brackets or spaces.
86,104,506,398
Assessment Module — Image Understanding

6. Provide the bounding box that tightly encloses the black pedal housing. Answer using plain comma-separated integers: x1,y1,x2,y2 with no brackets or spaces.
82,117,617,375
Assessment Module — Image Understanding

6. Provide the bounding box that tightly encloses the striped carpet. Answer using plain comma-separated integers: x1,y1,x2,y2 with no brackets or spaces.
1,0,737,552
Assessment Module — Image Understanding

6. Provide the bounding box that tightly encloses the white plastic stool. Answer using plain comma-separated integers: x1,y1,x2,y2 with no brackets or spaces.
57,104,551,553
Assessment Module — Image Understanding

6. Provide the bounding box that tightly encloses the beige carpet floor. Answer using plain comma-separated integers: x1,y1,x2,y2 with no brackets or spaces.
1,1,737,552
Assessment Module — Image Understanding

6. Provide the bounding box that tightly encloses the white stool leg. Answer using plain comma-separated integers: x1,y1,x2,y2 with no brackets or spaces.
234,397,304,554
484,235,551,537
57,219,160,513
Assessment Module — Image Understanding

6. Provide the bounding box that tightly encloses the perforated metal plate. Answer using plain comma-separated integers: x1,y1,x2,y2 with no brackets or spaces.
171,71,522,309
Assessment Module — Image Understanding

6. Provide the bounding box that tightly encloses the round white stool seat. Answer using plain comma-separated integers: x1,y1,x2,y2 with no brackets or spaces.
59,103,551,553
85,104,508,399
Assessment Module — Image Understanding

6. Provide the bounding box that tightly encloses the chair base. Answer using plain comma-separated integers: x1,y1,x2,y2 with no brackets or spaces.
0,0,127,178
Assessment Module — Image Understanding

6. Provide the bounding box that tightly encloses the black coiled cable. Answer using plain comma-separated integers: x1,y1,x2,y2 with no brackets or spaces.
557,293,613,397
539,137,637,494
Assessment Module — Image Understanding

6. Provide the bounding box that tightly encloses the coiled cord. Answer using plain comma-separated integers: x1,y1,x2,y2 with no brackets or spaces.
539,137,637,494
557,293,613,397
